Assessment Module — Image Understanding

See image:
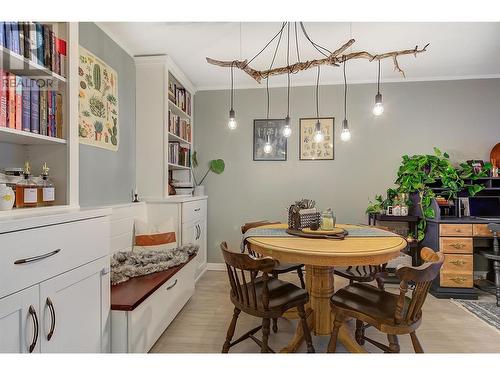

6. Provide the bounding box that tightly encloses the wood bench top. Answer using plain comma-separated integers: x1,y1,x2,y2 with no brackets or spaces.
111,255,195,311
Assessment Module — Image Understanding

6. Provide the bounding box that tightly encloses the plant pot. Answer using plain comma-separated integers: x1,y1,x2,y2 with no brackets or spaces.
194,185,205,196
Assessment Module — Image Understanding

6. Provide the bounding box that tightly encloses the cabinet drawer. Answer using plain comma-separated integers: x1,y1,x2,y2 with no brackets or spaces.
0,216,109,298
181,200,207,223
472,224,494,237
440,272,473,288
442,254,473,273
439,237,473,254
439,224,472,237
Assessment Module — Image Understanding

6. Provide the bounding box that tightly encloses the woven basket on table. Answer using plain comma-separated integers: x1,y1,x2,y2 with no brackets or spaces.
288,210,321,230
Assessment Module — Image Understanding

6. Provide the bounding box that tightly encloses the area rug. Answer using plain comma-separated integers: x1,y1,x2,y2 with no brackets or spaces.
452,299,500,331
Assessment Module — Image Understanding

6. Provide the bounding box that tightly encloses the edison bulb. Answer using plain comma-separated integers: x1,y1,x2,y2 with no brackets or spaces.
263,142,273,154
313,130,324,143
282,125,292,138
228,109,237,130
373,102,384,116
340,128,351,142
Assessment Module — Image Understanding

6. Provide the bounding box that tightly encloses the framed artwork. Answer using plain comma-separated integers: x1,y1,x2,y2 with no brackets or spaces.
299,117,334,160
78,46,119,151
253,119,287,161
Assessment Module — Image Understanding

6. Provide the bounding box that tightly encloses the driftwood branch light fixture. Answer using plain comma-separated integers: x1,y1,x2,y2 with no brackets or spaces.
207,22,429,83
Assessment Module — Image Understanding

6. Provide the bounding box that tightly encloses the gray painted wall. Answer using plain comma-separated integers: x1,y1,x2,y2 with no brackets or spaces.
194,79,500,263
79,23,136,206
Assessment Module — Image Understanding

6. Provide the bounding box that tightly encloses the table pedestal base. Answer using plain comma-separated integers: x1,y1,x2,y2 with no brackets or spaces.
280,265,367,353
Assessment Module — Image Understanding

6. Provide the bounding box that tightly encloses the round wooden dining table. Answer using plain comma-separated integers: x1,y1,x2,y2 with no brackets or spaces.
246,223,407,353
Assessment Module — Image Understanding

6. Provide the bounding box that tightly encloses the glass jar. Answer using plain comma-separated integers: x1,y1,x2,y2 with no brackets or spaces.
320,209,336,230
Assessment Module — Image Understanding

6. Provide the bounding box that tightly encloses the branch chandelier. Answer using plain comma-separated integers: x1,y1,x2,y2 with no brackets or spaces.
208,22,429,141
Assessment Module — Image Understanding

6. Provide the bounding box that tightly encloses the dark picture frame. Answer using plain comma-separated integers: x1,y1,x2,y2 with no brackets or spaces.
253,119,287,161
299,117,335,160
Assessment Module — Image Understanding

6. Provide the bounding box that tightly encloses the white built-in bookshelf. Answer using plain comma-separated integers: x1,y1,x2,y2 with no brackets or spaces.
0,22,78,216
135,55,195,199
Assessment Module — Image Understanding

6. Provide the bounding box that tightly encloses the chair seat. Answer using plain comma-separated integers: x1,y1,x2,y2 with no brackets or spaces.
334,266,379,283
231,277,308,313
330,283,410,325
272,262,303,274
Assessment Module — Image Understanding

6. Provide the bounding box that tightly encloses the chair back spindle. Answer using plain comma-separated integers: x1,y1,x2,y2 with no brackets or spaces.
241,221,280,257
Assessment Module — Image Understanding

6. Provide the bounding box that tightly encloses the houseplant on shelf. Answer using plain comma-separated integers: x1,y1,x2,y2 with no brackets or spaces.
367,147,491,241
191,151,225,196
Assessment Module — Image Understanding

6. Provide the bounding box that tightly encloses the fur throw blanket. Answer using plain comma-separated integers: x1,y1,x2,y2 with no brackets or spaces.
111,244,199,285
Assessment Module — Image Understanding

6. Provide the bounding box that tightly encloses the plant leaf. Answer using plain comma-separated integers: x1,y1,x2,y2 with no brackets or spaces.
192,151,199,168
210,159,225,174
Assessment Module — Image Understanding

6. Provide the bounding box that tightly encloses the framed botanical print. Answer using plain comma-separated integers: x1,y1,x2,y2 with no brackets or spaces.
253,119,287,161
299,117,334,160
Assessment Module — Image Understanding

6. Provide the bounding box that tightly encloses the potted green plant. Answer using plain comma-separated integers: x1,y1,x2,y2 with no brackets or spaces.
191,151,225,196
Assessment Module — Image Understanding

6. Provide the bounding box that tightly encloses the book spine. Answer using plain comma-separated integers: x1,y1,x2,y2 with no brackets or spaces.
43,25,51,70
0,22,5,48
0,70,7,127
50,91,56,137
5,22,12,51
39,90,47,135
50,31,56,73
15,75,22,130
29,22,38,64
11,22,20,55
36,23,44,66
21,77,31,131
30,80,39,134
7,73,16,128
57,37,67,77
47,90,53,137
56,92,62,138
23,22,31,60
18,22,25,58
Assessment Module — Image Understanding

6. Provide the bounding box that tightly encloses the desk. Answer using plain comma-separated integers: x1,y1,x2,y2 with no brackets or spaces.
247,223,407,353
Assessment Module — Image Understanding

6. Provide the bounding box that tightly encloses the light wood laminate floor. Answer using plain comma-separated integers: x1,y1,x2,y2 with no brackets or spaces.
150,270,500,353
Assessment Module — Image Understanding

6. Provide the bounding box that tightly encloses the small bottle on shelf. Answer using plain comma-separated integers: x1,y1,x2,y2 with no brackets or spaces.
15,161,38,208
37,162,55,206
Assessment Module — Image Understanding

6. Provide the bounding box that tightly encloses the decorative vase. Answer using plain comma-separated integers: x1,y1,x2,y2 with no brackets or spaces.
0,184,15,211
194,185,205,196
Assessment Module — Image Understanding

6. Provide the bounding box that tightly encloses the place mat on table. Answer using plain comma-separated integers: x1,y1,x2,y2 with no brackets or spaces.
241,225,398,252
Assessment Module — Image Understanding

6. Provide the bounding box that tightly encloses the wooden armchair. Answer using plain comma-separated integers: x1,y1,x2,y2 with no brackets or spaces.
328,247,444,353
480,223,500,306
220,242,315,353
241,220,306,333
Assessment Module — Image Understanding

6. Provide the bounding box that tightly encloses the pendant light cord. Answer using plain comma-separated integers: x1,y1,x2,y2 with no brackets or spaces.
230,62,234,110
377,59,381,94
244,22,287,69
300,22,332,57
266,22,285,119
343,57,347,120
316,65,320,119
294,22,300,63
287,22,290,117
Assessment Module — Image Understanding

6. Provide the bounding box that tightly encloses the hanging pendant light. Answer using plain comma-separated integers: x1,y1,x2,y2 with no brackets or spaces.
263,132,273,154
282,23,292,138
227,63,237,129
372,59,384,116
313,65,324,143
340,59,351,142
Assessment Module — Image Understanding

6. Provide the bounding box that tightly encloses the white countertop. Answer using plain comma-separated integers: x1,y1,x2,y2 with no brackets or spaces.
0,206,112,234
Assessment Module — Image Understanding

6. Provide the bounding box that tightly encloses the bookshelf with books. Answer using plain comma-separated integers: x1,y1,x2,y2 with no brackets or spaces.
136,55,195,199
0,22,78,214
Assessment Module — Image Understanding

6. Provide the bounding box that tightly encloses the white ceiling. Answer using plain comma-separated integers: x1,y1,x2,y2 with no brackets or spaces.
97,22,500,90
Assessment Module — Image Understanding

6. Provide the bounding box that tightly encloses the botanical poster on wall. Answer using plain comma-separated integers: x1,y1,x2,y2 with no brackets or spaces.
78,46,119,151
299,117,334,160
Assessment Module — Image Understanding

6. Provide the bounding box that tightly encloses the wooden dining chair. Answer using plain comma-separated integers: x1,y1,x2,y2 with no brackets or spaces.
242,220,306,333
327,247,444,353
480,223,500,306
220,242,315,353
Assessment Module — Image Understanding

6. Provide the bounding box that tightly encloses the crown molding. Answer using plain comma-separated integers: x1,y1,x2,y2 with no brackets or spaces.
94,22,135,58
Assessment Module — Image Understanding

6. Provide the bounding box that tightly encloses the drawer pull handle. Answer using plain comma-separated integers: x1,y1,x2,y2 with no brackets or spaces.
449,259,466,266
28,305,38,353
455,229,462,232
166,279,178,290
46,297,56,341
194,208,201,212
450,243,465,250
450,277,467,284
14,249,61,265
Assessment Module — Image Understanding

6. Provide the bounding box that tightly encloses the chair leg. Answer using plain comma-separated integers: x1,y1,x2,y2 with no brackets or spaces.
297,304,315,353
297,267,306,289
261,318,271,353
387,334,400,353
494,260,500,307
327,312,343,353
272,318,279,333
222,307,241,353
355,319,365,345
410,332,424,353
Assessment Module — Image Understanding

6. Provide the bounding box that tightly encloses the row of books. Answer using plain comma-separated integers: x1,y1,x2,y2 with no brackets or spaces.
168,110,192,142
0,70,63,138
168,82,191,116
0,22,67,77
168,142,191,167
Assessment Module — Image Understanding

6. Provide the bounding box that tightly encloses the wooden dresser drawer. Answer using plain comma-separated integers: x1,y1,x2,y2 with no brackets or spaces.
439,237,473,254
472,224,494,237
440,272,473,288
442,254,473,273
439,224,472,237
181,199,207,224
0,216,109,298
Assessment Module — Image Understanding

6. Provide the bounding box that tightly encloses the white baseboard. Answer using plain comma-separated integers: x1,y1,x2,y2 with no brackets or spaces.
207,262,226,271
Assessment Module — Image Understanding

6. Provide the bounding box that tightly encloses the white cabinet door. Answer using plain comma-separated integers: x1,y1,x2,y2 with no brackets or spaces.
39,256,110,353
182,219,198,269
0,285,40,353
196,219,207,279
